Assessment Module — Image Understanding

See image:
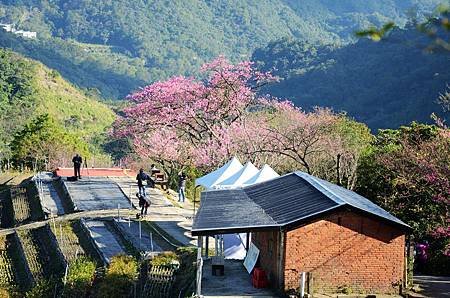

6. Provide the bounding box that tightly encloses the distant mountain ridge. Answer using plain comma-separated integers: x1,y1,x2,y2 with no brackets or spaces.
0,0,442,99
252,26,450,130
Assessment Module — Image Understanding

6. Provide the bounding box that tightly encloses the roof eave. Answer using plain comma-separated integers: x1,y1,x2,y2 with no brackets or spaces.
191,224,281,236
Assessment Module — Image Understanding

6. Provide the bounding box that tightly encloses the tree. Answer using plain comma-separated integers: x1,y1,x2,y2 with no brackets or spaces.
116,56,372,189
115,56,275,176
357,123,450,273
10,114,88,170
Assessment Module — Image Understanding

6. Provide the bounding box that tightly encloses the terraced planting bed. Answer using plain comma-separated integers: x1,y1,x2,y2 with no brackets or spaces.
50,221,85,263
0,236,15,286
5,233,32,290
10,187,31,225
17,226,65,283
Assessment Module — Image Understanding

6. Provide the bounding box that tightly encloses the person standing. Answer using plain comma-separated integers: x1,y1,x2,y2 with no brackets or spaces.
178,172,187,203
136,168,150,196
72,154,82,179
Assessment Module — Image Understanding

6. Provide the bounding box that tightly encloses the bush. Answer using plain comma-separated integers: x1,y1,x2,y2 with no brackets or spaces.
63,257,96,298
25,279,61,298
95,255,138,298
150,252,179,268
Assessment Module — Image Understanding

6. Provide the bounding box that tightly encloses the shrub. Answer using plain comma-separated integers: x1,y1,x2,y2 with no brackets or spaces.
25,278,60,298
150,252,179,268
63,257,96,298
95,255,138,298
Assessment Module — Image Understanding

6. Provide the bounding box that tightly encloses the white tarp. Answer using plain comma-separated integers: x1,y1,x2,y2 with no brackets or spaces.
195,157,243,189
215,162,259,189
223,233,247,260
242,164,280,186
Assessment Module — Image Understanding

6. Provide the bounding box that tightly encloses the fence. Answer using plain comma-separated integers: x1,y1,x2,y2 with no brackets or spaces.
142,265,177,298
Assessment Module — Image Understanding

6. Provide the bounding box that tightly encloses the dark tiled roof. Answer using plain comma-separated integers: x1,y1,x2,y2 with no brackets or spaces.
192,172,409,235
192,189,277,233
295,172,408,228
243,174,338,225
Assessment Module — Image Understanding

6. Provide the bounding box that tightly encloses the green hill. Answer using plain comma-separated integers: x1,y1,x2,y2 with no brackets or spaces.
0,0,442,99
0,48,116,163
252,26,450,130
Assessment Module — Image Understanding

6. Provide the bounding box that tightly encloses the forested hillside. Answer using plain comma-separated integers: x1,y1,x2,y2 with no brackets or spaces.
0,0,441,99
0,48,115,169
253,26,450,130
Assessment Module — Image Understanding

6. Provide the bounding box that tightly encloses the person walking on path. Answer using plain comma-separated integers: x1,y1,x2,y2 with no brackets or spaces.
136,168,150,196
178,172,187,203
137,193,150,216
72,154,82,179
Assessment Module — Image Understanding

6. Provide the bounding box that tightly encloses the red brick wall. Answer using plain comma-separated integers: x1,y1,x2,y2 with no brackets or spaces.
284,210,405,294
251,230,281,287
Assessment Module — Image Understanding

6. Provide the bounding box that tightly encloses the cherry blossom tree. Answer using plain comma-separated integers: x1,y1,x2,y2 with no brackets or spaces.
115,56,371,189
114,56,276,175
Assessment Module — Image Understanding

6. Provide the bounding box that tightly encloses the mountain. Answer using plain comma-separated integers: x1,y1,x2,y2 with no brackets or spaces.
0,0,442,99
0,48,116,161
252,26,450,131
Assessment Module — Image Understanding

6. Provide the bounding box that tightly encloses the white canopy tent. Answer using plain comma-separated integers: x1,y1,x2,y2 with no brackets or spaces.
215,162,259,189
195,157,243,189
195,158,280,260
242,164,280,186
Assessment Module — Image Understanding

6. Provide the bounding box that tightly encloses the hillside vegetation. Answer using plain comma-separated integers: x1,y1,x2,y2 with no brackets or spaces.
253,26,450,130
0,48,115,168
0,0,441,99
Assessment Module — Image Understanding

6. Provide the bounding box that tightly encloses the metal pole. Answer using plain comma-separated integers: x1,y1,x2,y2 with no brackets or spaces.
117,203,120,220
64,263,69,285
52,213,56,233
193,185,200,217
206,237,209,258
246,232,250,251
59,224,63,244
139,219,142,251
150,232,153,252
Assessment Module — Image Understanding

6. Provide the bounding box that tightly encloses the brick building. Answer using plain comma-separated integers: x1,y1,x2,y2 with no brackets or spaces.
192,171,410,295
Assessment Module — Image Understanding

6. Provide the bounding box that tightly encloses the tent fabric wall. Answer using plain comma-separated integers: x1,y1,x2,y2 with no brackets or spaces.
195,158,280,260
215,162,259,189
195,157,243,189
243,164,280,186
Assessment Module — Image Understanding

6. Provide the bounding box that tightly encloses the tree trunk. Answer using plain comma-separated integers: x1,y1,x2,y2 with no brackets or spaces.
336,154,342,186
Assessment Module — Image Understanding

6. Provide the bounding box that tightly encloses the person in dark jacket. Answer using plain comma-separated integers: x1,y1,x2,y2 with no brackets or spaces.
72,154,82,179
137,193,150,216
136,168,150,196
178,172,187,203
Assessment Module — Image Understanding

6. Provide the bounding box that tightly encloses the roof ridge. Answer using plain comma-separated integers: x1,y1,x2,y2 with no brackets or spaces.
242,187,279,225
295,172,346,205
